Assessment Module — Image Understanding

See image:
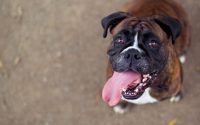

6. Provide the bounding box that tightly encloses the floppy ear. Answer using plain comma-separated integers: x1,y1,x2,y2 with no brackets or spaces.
154,16,182,44
101,11,130,38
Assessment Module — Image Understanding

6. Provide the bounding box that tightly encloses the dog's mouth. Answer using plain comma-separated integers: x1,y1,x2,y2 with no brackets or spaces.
102,71,157,106
122,72,157,100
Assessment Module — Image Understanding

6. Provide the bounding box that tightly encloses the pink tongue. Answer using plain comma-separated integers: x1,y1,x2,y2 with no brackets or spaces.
102,71,141,106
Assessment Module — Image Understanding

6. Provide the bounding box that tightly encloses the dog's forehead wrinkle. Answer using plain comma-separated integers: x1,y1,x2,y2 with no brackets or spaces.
121,32,143,53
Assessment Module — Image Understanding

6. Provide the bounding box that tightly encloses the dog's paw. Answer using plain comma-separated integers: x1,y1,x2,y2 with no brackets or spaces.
179,55,186,64
113,103,128,114
170,95,181,103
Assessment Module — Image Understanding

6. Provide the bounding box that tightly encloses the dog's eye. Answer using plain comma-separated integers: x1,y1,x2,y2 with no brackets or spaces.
115,37,125,44
148,40,159,48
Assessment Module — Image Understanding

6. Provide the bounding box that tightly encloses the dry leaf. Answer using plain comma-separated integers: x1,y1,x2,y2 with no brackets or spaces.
196,66,200,73
96,94,101,104
168,119,177,125
14,57,21,65
0,60,3,68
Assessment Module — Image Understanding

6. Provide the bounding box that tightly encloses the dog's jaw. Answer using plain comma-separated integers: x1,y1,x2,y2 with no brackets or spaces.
122,88,158,104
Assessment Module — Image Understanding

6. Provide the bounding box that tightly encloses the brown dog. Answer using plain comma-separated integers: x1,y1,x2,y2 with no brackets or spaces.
101,0,190,113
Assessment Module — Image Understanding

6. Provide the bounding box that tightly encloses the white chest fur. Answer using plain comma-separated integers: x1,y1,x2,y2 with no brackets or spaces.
122,88,158,104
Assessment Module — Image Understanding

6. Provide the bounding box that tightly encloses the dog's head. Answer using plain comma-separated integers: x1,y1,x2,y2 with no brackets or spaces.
101,12,181,104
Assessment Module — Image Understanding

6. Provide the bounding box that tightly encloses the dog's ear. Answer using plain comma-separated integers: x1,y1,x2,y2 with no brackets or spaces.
101,11,130,38
154,16,182,44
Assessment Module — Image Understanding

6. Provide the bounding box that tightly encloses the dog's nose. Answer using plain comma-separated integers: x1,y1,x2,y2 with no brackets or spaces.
124,53,131,60
134,54,142,60
124,49,142,61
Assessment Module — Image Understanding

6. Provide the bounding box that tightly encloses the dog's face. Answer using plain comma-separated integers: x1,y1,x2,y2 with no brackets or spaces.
102,12,181,100
108,21,167,74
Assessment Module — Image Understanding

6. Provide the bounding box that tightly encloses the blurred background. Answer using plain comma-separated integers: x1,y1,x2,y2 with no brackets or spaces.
0,0,199,125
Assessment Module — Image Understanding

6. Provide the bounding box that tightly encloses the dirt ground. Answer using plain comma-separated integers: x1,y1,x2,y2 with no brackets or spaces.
0,0,199,125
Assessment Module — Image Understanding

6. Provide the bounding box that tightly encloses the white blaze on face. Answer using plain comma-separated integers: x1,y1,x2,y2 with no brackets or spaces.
121,32,143,53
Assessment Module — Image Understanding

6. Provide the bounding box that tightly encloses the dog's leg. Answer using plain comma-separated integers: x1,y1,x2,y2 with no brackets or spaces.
113,101,129,114
170,92,183,103
179,55,186,64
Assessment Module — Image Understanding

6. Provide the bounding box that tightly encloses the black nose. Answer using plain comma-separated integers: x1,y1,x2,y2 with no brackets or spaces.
123,49,151,73
124,49,142,61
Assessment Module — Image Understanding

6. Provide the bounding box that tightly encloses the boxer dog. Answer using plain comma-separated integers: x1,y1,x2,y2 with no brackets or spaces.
101,0,190,113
